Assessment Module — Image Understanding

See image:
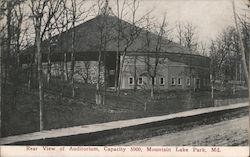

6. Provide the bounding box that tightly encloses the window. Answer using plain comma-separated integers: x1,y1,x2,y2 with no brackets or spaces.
171,78,175,85
151,77,156,85
159,77,165,85
178,78,182,85
128,77,134,85
186,78,190,86
138,77,143,85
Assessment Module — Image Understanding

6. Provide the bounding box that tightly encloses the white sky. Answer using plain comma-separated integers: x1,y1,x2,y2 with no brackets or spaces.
102,0,248,43
19,0,249,48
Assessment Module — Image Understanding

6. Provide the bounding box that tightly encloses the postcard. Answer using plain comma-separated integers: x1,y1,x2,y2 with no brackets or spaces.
0,0,249,156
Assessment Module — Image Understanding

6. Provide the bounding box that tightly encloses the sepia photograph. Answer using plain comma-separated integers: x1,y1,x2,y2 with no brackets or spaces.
0,0,249,156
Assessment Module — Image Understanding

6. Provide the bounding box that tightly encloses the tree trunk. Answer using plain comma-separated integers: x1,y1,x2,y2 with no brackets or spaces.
64,52,68,81
151,79,154,99
248,47,250,117
133,56,137,91
115,20,121,92
47,45,51,83
35,24,44,131
96,50,102,105
103,52,106,105
27,57,33,91
70,25,75,97
5,2,11,85
115,49,120,92
12,30,21,110
117,51,127,96
0,18,2,137
70,51,75,97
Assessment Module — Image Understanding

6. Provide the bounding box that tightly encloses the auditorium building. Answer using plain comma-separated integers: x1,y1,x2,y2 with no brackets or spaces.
22,12,211,91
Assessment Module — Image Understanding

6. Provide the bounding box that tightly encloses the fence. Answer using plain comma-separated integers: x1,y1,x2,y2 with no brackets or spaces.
214,98,249,107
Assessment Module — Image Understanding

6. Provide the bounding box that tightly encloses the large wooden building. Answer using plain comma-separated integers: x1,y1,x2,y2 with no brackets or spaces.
21,13,210,91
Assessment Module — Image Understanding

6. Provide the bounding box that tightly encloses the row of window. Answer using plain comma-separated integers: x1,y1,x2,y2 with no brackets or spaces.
171,78,190,86
128,77,191,86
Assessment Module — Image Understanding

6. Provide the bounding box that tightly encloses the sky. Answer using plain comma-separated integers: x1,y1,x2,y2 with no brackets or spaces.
101,0,248,44
18,0,249,49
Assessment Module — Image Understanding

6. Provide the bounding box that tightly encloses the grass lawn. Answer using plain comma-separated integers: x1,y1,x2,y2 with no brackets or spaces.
1,79,249,137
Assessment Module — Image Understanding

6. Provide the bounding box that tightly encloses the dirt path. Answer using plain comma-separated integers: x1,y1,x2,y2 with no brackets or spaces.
122,116,249,146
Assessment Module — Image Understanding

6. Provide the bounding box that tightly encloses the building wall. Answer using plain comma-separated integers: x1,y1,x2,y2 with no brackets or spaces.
40,52,210,91
120,55,210,90
42,61,105,84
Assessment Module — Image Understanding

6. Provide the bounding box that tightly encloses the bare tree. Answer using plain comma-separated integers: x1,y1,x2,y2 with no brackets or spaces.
198,41,207,56
69,0,76,97
176,21,198,91
75,61,91,83
94,0,105,105
0,1,32,117
144,14,153,90
209,26,245,96
94,0,114,105
45,0,64,83
232,0,249,86
176,21,198,52
29,0,64,131
144,14,169,99
114,0,126,92
29,0,46,131
183,22,198,52
11,1,26,107
0,0,3,137
4,1,12,85
116,0,151,96
0,0,19,87
209,29,232,82
66,0,92,97
176,22,184,46
46,24,52,82
239,16,249,73
52,0,70,82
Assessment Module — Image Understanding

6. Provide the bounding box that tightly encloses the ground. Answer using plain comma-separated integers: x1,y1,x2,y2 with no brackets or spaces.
1,79,249,137
77,106,248,146
122,116,249,146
